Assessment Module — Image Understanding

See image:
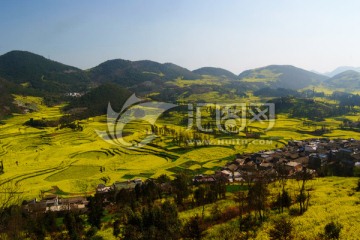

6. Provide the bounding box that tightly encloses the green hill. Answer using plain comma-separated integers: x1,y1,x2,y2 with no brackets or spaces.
193,67,237,79
0,50,90,93
324,66,360,77
0,77,20,119
89,59,199,90
253,87,300,97
63,83,132,119
238,65,328,90
325,70,360,90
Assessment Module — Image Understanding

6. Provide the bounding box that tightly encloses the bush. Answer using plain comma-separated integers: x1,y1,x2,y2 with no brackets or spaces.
288,207,301,216
319,221,343,239
269,216,293,240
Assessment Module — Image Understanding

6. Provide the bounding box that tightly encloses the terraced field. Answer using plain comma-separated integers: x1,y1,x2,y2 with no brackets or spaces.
1,96,360,199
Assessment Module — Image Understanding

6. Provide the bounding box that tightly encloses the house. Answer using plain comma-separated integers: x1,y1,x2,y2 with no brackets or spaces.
239,161,257,171
233,171,245,182
305,144,317,152
235,158,246,165
285,161,302,174
218,170,233,182
193,175,216,184
96,184,112,193
294,156,309,165
112,179,143,191
226,163,238,172
259,162,273,170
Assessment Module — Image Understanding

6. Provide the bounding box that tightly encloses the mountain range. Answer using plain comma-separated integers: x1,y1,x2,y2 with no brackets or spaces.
1,50,360,118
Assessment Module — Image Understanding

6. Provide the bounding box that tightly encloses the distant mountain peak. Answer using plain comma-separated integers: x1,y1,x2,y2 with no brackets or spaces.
324,66,360,77
324,69,360,90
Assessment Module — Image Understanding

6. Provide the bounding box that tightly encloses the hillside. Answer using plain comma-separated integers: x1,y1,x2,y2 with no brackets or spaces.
324,66,360,77
0,51,90,93
238,65,328,90
0,77,20,119
193,67,238,79
63,83,132,119
325,70,360,90
89,59,200,92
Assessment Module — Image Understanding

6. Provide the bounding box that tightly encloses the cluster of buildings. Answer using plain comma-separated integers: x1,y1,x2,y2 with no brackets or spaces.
23,196,88,213
96,179,143,193
195,138,360,183
23,179,144,213
65,92,83,97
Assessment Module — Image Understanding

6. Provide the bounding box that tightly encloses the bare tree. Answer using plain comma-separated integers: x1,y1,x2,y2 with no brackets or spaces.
0,181,23,233
0,181,22,212
294,167,313,214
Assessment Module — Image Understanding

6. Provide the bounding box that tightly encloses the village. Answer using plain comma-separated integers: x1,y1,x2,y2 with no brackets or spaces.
22,138,360,213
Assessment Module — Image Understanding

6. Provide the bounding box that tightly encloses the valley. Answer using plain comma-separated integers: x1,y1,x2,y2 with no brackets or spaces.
1,51,360,239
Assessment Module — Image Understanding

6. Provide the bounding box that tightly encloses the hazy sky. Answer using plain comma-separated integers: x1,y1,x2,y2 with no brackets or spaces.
1,0,360,74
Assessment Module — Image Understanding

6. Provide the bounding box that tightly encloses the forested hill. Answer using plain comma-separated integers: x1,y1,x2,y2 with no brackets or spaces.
324,70,360,90
88,59,199,87
238,65,328,89
0,51,90,93
0,77,20,119
193,67,238,79
63,83,132,119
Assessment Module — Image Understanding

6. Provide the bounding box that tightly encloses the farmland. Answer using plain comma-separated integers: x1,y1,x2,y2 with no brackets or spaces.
1,95,360,201
202,177,360,240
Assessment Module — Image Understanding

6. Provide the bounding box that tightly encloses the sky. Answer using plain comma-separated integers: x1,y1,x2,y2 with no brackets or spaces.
1,0,360,74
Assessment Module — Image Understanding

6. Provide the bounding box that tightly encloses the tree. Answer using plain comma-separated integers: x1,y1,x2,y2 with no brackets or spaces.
123,201,181,240
87,194,104,229
158,201,182,239
64,211,84,240
273,190,292,213
0,181,22,233
182,215,204,240
320,221,343,240
214,175,227,199
142,179,160,204
294,167,313,214
247,177,269,221
275,163,291,213
5,205,26,239
194,186,206,206
234,191,246,231
172,172,191,205
113,219,121,238
269,216,293,240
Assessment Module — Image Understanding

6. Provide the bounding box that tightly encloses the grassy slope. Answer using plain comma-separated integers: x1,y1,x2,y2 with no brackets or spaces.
203,177,360,240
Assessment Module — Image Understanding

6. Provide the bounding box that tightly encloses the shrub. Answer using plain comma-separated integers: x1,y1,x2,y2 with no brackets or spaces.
269,216,293,240
319,221,343,239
